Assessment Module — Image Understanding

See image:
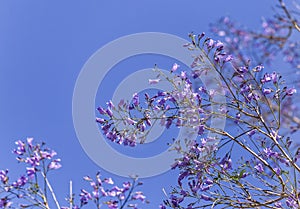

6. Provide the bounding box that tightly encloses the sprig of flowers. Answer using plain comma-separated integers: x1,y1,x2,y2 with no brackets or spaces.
0,139,147,209
97,32,300,208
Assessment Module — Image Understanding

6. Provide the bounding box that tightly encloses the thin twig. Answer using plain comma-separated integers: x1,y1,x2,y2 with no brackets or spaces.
41,172,61,209
279,0,300,32
70,180,73,209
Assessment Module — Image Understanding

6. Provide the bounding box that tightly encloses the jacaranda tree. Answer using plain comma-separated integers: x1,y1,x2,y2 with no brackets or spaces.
1,0,299,208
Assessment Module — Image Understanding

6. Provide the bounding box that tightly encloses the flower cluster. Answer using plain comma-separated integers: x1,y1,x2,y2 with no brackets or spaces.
62,173,147,209
210,14,300,70
0,139,147,209
185,32,233,68
1,1,299,208
96,34,235,147
157,34,300,208
283,41,300,69
14,138,62,176
97,67,210,146
97,31,300,208
0,138,62,208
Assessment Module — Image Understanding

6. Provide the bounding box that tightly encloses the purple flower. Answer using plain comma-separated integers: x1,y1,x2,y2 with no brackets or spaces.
170,195,184,207
92,190,99,199
0,198,12,208
247,92,259,101
101,124,111,134
132,191,146,202
270,72,278,83
145,118,152,126
176,118,182,127
126,117,136,125
247,130,256,137
165,118,172,129
80,189,92,205
263,147,278,158
180,71,187,80
106,131,117,142
12,175,27,188
178,171,190,187
263,88,272,95
198,32,205,40
40,150,57,159
159,204,167,209
214,52,227,63
148,78,160,84
138,122,146,132
286,197,297,208
197,125,205,135
97,106,106,114
108,186,122,197
132,93,139,106
107,100,115,109
240,84,250,93
48,159,62,170
171,63,180,72
100,187,108,196
106,200,118,209
157,98,166,105
237,66,248,74
123,182,131,190
224,54,233,63
0,170,9,184
261,73,272,84
106,108,113,117
261,72,279,84
200,194,212,201
234,113,241,124
205,178,213,185
205,38,215,49
271,130,282,140
157,91,166,96
253,64,264,72
295,147,300,162
219,154,232,170
128,204,138,209
13,140,26,155
192,69,202,78
26,167,36,179
254,163,264,173
103,177,114,184
286,87,296,96
200,184,212,191
215,40,224,50
27,137,33,147
25,155,40,167
274,167,281,175
180,190,188,197
83,175,92,181
274,202,282,208
96,117,105,124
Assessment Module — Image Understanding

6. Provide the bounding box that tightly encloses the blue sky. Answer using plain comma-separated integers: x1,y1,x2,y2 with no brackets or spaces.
0,0,294,208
